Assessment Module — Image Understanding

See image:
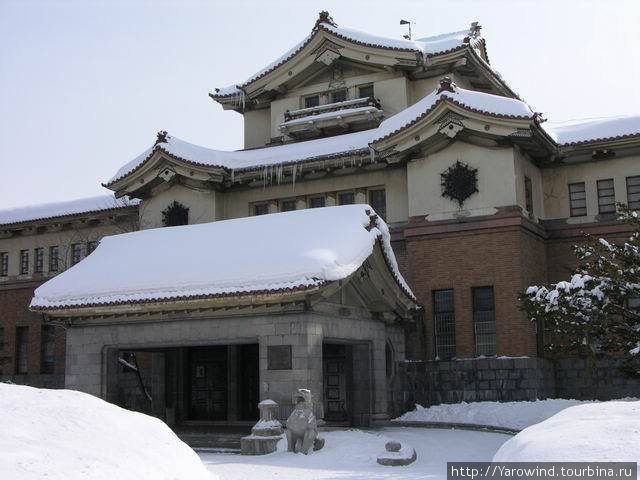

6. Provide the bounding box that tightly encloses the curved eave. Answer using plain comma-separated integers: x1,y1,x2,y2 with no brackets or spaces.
31,281,327,317
557,132,640,149
103,145,229,192
371,97,534,147
0,204,138,230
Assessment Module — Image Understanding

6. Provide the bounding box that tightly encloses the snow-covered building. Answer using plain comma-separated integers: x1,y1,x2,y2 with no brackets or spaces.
2,11,640,420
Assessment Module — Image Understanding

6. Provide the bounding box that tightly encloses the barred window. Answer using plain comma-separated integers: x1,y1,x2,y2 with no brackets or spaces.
41,325,56,374
368,189,386,221
49,246,59,272
16,326,28,374
0,252,8,276
34,248,44,273
473,287,497,356
626,176,640,210
71,243,83,265
86,241,98,255
358,84,374,99
331,89,347,103
20,250,29,275
280,200,296,212
597,179,616,214
524,176,533,214
254,203,268,216
569,182,587,217
338,192,355,205
433,289,456,360
304,95,319,109
309,196,325,208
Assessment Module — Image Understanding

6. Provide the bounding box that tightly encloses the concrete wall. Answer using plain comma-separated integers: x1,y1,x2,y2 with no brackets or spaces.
139,183,222,229
514,146,544,218
244,108,271,148
222,167,408,225
408,141,517,220
64,309,398,424
542,153,640,221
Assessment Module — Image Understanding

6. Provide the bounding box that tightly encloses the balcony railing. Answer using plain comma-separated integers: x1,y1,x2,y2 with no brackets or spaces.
284,97,381,122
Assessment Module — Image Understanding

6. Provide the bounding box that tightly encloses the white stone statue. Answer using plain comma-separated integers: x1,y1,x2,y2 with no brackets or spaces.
285,389,324,454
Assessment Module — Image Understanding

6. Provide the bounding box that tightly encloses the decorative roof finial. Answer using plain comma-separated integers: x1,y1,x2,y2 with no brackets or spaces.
314,11,337,30
155,130,168,145
437,77,457,94
470,22,482,36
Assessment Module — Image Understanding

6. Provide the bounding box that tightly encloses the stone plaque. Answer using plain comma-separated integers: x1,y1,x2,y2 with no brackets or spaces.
267,345,292,370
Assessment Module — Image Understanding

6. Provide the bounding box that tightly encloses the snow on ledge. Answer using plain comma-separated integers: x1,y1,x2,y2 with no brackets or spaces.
31,205,414,310
543,115,640,146
0,195,139,226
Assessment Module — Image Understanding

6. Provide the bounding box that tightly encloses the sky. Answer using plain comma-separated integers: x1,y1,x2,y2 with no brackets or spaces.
1,0,639,209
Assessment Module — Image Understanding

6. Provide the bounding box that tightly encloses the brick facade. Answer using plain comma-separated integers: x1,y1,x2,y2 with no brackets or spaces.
0,282,65,387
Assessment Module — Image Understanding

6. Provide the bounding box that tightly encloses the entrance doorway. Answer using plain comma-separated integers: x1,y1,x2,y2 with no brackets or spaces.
323,343,351,423
188,346,228,421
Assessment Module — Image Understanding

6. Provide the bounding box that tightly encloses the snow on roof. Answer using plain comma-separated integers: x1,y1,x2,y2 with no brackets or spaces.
543,115,640,146
107,129,375,185
30,205,415,310
280,105,380,128
213,20,479,98
372,80,535,143
110,82,537,186
0,194,139,226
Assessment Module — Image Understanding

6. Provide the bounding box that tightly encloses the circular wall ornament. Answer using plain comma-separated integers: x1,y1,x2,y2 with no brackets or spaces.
440,160,478,207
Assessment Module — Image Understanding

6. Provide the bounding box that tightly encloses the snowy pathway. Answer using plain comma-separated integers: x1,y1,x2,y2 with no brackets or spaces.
199,427,509,480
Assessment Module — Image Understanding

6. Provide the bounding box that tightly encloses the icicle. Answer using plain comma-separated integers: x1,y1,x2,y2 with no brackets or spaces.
369,146,376,163
292,163,297,189
231,169,235,184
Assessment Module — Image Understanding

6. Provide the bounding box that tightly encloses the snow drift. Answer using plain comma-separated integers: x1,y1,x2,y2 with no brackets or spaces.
0,383,212,480
493,401,640,463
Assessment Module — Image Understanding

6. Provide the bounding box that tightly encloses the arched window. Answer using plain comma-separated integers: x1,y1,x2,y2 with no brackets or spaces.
162,201,189,227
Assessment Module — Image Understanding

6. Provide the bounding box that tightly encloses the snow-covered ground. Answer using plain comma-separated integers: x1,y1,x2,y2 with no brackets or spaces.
393,398,637,430
0,383,211,480
200,427,509,480
494,401,640,463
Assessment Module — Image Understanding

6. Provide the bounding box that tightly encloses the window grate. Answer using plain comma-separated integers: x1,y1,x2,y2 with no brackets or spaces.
433,289,456,359
71,243,82,266
626,176,640,210
34,248,44,273
20,250,29,275
338,192,355,205
253,203,268,216
41,325,56,374
569,182,587,217
309,196,325,208
280,200,296,212
524,176,533,214
368,189,386,221
597,179,616,214
49,246,59,272
473,287,496,356
0,252,8,276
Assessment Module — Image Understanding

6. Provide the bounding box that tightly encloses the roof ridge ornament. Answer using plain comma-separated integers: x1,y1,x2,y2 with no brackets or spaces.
155,130,168,145
314,11,337,30
463,21,482,43
437,77,457,94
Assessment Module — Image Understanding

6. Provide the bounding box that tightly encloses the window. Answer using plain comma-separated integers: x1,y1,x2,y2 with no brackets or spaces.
304,95,319,109
368,189,386,221
524,176,533,214
71,243,83,265
34,248,44,273
338,192,355,205
41,325,56,374
16,326,28,374
280,200,296,212
433,289,456,360
49,246,59,272
626,176,640,210
358,84,374,99
20,250,29,275
597,179,616,214
568,182,587,217
86,241,98,255
331,89,347,103
254,203,268,216
162,201,189,227
473,287,496,356
0,252,7,276
309,196,325,208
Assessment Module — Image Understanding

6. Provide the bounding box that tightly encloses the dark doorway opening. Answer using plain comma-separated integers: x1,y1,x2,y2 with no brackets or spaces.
323,343,352,423
237,343,259,421
188,346,228,421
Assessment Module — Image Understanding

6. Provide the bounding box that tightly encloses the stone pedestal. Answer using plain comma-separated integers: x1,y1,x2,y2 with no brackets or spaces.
241,399,284,455
377,440,417,466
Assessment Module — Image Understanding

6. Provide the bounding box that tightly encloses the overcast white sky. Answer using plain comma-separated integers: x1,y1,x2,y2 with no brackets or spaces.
1,0,639,209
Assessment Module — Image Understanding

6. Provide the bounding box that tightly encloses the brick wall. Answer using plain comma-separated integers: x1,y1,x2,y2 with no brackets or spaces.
0,283,65,387
404,217,546,359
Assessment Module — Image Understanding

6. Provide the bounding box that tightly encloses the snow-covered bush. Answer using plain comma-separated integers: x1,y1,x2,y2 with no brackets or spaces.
0,383,212,480
521,206,640,377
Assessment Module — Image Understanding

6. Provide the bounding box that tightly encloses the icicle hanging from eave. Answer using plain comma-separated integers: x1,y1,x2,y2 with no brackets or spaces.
369,146,376,163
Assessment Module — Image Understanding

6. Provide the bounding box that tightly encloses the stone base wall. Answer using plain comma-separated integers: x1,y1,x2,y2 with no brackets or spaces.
391,356,640,418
